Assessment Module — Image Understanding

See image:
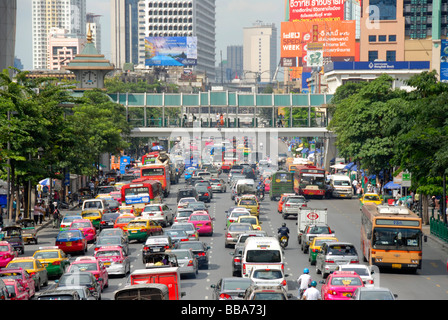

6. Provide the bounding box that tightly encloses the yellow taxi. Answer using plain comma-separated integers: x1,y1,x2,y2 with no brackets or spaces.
32,246,70,278
237,215,262,231
359,193,383,209
81,209,103,229
124,217,163,243
237,195,260,216
95,193,111,199
308,236,339,265
7,257,49,290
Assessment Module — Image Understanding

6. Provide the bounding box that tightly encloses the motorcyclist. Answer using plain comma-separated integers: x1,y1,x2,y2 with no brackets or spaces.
297,268,312,299
257,178,265,199
302,281,321,300
277,223,290,244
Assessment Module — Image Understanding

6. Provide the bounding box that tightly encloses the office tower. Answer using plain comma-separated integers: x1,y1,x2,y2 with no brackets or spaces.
47,28,85,70
137,0,216,79
0,0,17,72
87,13,102,54
32,0,86,70
344,0,361,39
227,45,243,81
243,21,277,83
111,0,139,70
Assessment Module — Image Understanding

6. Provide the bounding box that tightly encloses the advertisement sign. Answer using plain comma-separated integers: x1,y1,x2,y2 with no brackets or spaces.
306,49,324,67
145,37,197,66
281,20,356,65
289,0,345,21
441,39,448,82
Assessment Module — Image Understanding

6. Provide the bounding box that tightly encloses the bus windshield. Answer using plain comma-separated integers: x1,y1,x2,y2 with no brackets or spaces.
372,227,421,249
124,187,149,196
141,168,165,176
299,173,325,187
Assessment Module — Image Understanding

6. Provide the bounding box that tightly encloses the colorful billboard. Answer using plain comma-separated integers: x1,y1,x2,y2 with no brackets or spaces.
289,0,345,21
145,37,197,66
441,39,448,83
281,20,356,67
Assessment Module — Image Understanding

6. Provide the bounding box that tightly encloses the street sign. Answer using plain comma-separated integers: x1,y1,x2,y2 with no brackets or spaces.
402,172,411,187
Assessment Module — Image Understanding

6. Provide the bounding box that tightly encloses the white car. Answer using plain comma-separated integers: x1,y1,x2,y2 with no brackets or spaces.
248,268,289,291
226,208,251,227
337,264,375,288
141,203,174,227
177,197,198,209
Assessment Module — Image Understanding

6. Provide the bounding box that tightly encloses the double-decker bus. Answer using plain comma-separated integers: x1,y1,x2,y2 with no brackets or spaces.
292,164,326,199
120,180,163,215
140,164,170,197
361,203,426,271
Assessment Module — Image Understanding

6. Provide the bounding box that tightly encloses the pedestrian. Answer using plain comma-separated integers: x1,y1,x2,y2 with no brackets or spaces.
352,179,358,195
220,113,224,127
33,202,40,224
52,203,61,229
302,281,321,300
183,114,187,127
215,113,220,127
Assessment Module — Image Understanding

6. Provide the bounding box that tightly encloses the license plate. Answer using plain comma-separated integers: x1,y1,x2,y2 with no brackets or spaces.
152,248,160,252
66,242,72,246
104,262,111,266
197,224,202,226
131,231,138,233
340,194,346,197
342,292,351,297
392,264,402,269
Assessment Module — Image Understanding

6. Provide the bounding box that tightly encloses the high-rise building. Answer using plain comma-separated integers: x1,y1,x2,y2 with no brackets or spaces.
86,13,102,54
0,0,17,73
227,45,243,81
32,0,86,70
243,21,277,83
111,0,139,70
137,0,216,79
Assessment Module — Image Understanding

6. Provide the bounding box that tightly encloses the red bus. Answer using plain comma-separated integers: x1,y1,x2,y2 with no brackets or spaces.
293,164,326,199
141,152,160,166
140,164,171,197
120,180,163,215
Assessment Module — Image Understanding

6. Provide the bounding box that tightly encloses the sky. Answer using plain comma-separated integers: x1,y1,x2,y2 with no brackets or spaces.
15,0,285,70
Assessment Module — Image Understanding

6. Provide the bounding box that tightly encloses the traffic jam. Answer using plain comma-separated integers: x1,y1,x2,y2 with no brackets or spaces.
0,136,417,301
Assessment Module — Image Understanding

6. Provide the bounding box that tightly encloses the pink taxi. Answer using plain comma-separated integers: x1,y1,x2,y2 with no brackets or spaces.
320,271,364,300
0,268,35,298
94,246,130,277
187,212,214,236
0,241,18,268
67,256,109,291
3,279,30,300
69,219,97,243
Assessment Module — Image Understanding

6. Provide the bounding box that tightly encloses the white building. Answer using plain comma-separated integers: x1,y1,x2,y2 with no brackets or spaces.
243,21,277,83
32,0,86,70
137,0,216,79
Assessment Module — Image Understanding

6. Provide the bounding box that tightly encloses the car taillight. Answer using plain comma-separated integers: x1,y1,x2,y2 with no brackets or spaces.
204,193,209,196
181,238,189,242
94,274,100,279
226,233,232,238
187,260,194,266
94,247,100,251
350,260,359,264
197,252,206,256
234,257,241,263
143,246,149,251
219,293,232,300
302,204,307,207
325,260,335,263
52,261,61,266
285,204,290,207
281,280,287,286
327,290,337,295
366,279,374,285
217,184,221,186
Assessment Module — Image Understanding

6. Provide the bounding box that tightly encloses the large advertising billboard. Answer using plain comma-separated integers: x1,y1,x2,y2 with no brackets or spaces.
289,0,345,21
145,37,197,67
281,20,356,67
441,39,448,83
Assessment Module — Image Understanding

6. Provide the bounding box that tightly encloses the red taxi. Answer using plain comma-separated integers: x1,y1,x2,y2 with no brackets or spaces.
55,229,87,254
188,212,214,236
70,219,97,243
0,241,18,268
67,256,109,291
0,268,35,298
3,279,30,300
320,271,364,300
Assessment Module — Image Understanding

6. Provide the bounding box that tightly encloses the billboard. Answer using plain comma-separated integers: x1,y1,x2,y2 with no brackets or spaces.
281,20,356,67
441,39,448,82
145,37,197,66
289,0,345,21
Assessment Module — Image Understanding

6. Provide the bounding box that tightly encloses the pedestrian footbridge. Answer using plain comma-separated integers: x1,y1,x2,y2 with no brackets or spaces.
108,91,334,138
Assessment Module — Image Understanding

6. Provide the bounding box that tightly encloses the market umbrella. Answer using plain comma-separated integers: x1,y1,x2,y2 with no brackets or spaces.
39,178,51,186
383,181,401,189
151,145,164,151
344,162,355,170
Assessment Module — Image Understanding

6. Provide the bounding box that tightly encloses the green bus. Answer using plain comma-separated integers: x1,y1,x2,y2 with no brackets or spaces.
269,171,294,201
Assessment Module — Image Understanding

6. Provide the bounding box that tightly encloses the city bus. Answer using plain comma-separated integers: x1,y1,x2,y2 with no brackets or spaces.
120,180,163,215
140,164,171,197
292,164,326,199
361,203,426,271
141,152,160,165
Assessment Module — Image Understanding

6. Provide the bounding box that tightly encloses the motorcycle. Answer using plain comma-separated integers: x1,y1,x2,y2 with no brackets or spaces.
279,234,289,248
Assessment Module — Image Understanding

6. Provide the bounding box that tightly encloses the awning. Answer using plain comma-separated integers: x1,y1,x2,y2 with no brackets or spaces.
383,181,401,189
344,162,355,170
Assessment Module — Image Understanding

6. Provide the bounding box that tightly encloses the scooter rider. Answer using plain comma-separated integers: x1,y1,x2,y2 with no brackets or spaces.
302,281,321,300
257,178,265,198
297,268,312,299
277,223,290,243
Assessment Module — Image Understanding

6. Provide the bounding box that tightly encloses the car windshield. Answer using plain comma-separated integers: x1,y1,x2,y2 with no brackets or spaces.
340,267,369,276
328,245,357,256
34,251,60,259
364,195,380,201
69,263,98,272
59,274,92,286
334,180,351,186
0,245,10,251
253,292,286,300
71,222,91,229
95,250,121,258
189,215,209,221
252,270,283,279
239,199,256,205
246,250,281,263
172,224,194,231
330,276,363,286
172,250,191,260
223,279,251,291
82,212,100,218
287,198,305,203
97,237,121,245
309,226,331,234
57,231,82,240
0,272,23,280
239,217,257,225
360,290,394,300
177,211,193,218
315,239,337,246
100,230,123,237
84,202,102,209
165,230,187,237
229,224,252,232
62,216,82,223
177,242,203,250
116,217,134,224
127,221,148,228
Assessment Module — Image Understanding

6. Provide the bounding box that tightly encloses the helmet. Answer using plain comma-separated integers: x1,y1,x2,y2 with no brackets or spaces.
303,268,309,274
282,223,286,227
310,281,317,287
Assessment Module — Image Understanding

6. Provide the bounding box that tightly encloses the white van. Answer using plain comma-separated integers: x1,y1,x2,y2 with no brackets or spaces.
241,237,284,278
82,199,107,214
329,174,353,198
231,179,255,200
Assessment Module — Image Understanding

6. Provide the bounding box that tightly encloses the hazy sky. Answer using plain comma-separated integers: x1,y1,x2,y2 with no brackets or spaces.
15,0,285,70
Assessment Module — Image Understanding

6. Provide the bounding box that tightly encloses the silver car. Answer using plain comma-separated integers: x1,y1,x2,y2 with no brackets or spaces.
224,223,253,248
281,195,307,219
315,242,359,278
210,178,226,193
170,222,199,241
171,249,198,278
350,287,397,300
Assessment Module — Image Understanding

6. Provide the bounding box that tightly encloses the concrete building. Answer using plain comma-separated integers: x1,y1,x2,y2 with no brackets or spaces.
47,28,86,70
243,21,277,83
227,45,244,81
32,0,86,70
136,0,216,79
0,0,17,73
111,0,139,70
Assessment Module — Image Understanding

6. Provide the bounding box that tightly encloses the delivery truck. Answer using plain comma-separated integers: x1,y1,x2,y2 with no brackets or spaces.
296,208,328,243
